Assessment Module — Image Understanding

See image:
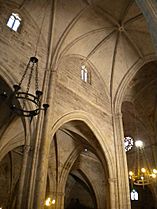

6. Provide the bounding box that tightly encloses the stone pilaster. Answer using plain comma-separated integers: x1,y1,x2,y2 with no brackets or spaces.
112,113,131,209
55,192,65,209
108,178,118,209
16,145,31,209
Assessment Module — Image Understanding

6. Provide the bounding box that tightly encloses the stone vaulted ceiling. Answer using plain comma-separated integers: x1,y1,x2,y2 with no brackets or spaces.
0,0,155,103
0,0,156,138
0,0,156,151
53,0,155,100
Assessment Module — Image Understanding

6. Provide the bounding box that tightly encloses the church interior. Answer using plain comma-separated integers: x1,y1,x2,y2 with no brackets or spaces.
0,0,157,209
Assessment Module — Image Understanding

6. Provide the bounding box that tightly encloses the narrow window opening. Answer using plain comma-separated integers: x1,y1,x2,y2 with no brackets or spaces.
131,189,138,201
81,65,89,83
7,13,21,32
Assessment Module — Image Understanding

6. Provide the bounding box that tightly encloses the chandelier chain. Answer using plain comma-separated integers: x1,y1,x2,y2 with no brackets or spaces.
35,61,39,91
19,60,31,87
10,1,50,117
26,62,35,95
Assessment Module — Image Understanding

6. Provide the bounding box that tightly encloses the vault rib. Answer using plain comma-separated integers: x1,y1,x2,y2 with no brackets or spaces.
95,6,119,27
59,27,115,59
53,5,92,64
126,29,150,35
120,0,134,24
110,31,120,100
123,30,144,58
124,13,143,26
86,29,116,59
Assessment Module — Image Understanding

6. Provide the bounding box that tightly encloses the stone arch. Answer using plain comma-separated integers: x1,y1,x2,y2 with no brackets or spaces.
113,55,157,114
75,169,98,208
59,144,83,191
0,69,32,160
48,110,116,209
116,57,157,209
51,111,114,178
64,168,98,209
0,69,34,209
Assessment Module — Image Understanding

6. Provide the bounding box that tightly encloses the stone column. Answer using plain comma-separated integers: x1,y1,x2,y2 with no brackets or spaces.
55,192,65,209
108,178,118,209
16,145,31,209
112,113,131,209
15,66,57,209
26,0,57,207
32,67,58,209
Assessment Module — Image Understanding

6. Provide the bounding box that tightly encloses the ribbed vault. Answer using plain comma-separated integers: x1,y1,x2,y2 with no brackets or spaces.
54,0,155,100
0,0,155,103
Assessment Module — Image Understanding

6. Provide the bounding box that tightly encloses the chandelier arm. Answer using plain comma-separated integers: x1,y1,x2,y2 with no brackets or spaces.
12,92,41,117
17,93,40,105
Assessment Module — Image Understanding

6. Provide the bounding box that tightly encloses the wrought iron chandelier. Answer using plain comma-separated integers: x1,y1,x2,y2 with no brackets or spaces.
11,56,49,118
128,140,157,186
9,2,49,118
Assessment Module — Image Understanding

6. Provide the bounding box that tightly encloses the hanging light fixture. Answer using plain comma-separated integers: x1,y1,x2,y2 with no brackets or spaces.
9,3,49,118
45,197,55,207
10,56,49,118
126,103,157,187
129,140,157,186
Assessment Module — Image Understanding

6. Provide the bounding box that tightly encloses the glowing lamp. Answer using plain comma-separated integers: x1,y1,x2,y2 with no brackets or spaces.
52,199,56,204
135,140,143,148
153,169,157,174
141,168,146,173
129,171,133,176
45,197,51,206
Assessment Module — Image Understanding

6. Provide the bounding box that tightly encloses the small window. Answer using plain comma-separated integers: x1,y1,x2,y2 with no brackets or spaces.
81,65,89,83
7,13,21,32
131,189,138,201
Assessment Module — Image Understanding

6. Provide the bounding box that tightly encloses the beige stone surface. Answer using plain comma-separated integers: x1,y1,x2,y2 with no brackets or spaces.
0,0,156,209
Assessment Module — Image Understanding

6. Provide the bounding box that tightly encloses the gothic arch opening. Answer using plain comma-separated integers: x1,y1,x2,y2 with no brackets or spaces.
65,169,97,209
0,75,27,209
122,61,157,209
46,120,110,209
0,146,24,209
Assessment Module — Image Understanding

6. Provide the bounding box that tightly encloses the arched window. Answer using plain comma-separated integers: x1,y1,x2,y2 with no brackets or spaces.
81,65,90,83
7,13,21,32
131,189,138,200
